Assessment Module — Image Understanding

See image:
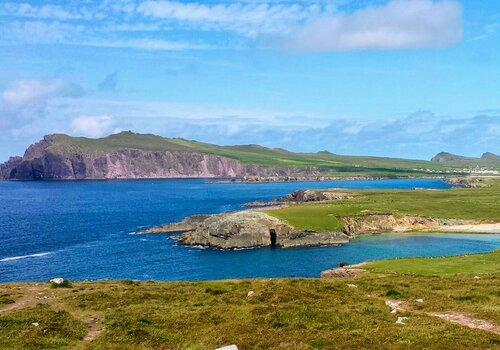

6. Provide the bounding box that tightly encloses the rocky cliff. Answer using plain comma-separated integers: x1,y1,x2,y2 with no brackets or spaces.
0,134,318,180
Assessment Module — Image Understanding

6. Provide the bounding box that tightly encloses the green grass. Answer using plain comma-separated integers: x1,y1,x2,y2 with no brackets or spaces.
0,251,499,349
367,250,500,276
0,304,87,349
40,131,485,177
268,180,500,232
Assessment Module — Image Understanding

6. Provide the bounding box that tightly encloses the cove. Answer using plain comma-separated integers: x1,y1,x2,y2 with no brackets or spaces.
1,178,497,283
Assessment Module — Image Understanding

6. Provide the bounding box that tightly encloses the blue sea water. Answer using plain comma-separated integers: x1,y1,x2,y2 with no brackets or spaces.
0,178,498,282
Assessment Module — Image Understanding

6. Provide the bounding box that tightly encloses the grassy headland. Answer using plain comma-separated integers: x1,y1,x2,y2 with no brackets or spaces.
0,251,498,349
41,132,487,178
267,179,500,232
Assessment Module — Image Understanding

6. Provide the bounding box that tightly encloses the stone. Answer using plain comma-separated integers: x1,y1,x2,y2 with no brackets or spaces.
247,291,255,298
320,268,365,279
49,278,64,285
396,317,408,325
415,298,424,303
347,284,358,288
215,345,239,350
31,322,39,327
385,300,404,314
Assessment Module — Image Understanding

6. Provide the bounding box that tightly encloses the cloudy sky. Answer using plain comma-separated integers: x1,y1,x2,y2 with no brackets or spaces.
0,0,499,161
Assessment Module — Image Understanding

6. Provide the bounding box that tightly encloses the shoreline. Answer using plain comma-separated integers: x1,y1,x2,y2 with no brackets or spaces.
1,246,499,284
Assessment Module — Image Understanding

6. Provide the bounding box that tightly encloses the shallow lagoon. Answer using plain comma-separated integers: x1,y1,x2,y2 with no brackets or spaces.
0,178,498,282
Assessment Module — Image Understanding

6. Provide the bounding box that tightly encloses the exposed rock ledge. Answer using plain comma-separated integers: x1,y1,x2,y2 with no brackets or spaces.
145,210,489,250
245,189,352,208
146,211,349,249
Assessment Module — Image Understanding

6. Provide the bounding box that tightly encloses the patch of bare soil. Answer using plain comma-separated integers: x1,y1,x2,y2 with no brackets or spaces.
430,312,500,335
0,285,51,314
83,315,104,342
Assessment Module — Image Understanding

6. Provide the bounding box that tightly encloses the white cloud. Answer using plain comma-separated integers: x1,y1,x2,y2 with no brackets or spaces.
287,0,463,52
70,116,114,138
0,1,463,52
0,79,84,131
82,38,207,51
2,79,82,110
136,0,320,36
0,2,91,20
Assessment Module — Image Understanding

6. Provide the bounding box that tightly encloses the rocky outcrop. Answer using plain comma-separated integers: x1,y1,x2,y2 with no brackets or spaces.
341,214,440,235
445,177,489,188
0,157,22,179
320,267,365,279
245,190,352,208
148,211,349,249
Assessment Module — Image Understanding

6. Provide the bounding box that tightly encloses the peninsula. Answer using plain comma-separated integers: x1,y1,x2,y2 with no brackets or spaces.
1,132,498,180
148,178,500,249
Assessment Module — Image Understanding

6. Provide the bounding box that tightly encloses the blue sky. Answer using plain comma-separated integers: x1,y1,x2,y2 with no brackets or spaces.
0,0,499,161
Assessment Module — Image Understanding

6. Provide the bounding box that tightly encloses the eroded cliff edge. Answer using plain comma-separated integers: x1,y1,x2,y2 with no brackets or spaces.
0,134,318,180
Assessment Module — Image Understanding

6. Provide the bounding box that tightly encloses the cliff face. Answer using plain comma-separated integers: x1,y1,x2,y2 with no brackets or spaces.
0,134,318,180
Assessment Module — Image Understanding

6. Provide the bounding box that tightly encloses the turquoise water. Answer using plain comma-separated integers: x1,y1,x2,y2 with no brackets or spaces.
0,178,498,282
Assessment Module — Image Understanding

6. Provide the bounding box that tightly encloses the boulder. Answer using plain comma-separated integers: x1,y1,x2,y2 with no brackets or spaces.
49,278,65,285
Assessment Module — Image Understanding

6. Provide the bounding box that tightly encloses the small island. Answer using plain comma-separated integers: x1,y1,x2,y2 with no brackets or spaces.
147,177,500,249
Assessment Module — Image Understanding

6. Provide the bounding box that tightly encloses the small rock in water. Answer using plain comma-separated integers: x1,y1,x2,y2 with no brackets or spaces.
347,284,357,288
31,322,39,327
215,345,239,350
247,291,255,298
415,298,424,303
396,317,408,325
50,278,65,285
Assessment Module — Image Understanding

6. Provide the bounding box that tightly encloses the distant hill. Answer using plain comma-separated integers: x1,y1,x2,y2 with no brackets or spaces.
0,131,495,180
431,152,500,168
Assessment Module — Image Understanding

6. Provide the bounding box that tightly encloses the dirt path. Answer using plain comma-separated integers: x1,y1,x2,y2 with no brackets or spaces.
83,315,104,342
382,299,500,335
0,285,51,314
430,312,500,335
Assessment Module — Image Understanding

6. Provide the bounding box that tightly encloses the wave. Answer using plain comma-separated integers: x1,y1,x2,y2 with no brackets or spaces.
0,252,52,262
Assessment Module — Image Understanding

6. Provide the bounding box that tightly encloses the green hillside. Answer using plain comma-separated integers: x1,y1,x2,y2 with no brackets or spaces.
42,131,493,177
431,152,500,169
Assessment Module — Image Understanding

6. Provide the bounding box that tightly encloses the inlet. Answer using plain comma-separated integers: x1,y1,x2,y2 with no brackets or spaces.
269,229,277,248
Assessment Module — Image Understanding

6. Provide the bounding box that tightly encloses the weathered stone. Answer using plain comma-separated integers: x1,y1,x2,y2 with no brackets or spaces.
320,268,365,279
49,278,65,285
150,211,349,249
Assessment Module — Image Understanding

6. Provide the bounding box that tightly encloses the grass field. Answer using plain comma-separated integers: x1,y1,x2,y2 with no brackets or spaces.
267,179,500,232
42,131,480,177
0,251,498,349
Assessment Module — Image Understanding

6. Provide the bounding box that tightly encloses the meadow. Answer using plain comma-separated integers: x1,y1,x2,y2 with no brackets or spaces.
0,251,498,349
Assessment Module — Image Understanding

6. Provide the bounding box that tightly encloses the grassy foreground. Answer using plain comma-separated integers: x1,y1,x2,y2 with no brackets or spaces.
267,179,500,232
0,251,499,349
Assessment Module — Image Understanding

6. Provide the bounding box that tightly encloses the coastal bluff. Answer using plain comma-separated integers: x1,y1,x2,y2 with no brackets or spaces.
0,133,318,180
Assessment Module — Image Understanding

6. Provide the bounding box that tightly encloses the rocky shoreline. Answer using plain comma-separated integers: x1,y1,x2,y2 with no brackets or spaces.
146,211,350,249
145,184,499,250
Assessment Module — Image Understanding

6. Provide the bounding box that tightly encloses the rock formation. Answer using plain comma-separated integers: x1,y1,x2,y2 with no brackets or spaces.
245,189,352,207
147,211,349,249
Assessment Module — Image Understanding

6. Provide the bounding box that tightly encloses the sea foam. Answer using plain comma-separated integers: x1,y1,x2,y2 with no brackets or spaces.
0,252,52,262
